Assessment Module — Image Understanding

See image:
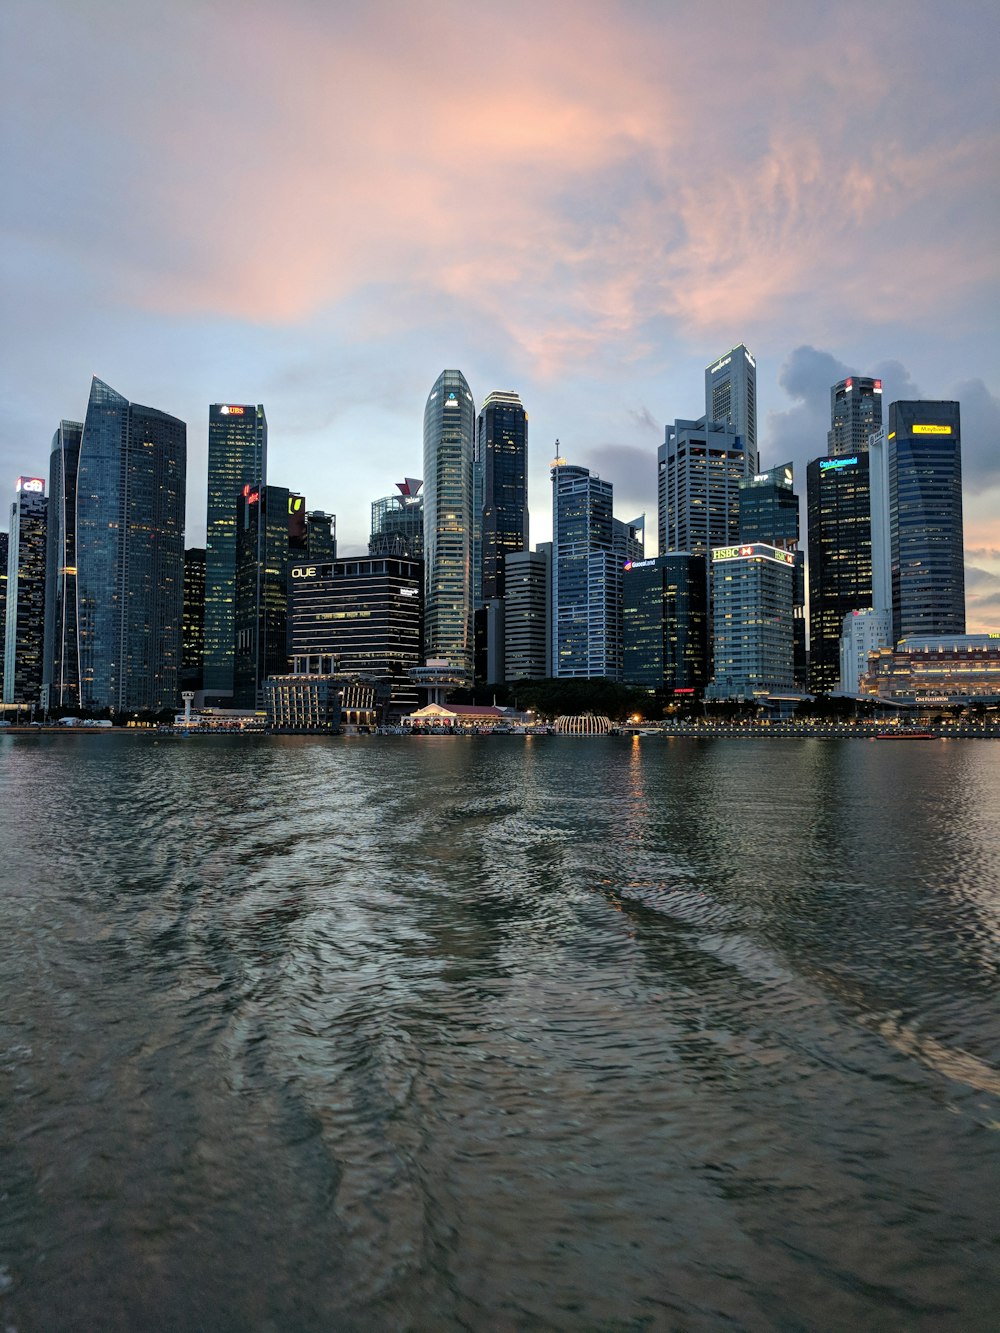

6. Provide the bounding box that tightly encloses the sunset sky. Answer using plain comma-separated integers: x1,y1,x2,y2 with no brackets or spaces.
2,0,998,628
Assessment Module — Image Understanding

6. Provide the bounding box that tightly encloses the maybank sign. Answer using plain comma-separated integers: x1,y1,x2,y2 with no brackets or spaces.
912,423,953,435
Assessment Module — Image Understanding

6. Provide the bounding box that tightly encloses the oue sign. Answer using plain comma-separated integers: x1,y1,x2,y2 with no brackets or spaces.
291,566,318,579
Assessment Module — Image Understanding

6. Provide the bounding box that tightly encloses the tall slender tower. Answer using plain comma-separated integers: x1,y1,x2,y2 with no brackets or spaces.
705,344,757,470
475,391,528,602
550,457,621,679
204,403,267,702
828,376,882,456
422,370,475,683
43,420,83,709
806,454,872,693
3,477,48,705
76,377,186,713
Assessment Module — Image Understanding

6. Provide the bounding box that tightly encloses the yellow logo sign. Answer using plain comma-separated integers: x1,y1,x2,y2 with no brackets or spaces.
912,424,952,435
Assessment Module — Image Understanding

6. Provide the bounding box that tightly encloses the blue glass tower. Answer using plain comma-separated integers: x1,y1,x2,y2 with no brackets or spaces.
43,420,83,709
77,377,186,713
423,370,475,684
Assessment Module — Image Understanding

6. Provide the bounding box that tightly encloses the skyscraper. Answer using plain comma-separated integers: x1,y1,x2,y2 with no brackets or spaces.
705,344,757,469
476,391,528,602
707,543,796,700
423,370,475,683
741,463,806,686
658,417,750,558
806,453,872,694
370,480,424,558
3,477,48,706
0,533,8,699
182,548,206,694
233,483,300,708
503,547,550,682
42,420,83,710
828,377,883,456
622,553,708,694
551,459,620,679
204,402,267,702
76,377,186,713
886,401,965,642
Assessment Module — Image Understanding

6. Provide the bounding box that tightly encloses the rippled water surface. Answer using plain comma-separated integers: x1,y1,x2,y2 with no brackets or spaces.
1,733,998,1331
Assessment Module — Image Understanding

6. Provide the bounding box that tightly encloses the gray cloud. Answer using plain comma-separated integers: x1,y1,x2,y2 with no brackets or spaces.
627,406,660,434
950,378,1000,492
582,443,657,529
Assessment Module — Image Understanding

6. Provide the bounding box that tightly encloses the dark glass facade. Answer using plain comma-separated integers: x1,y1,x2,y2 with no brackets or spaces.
622,554,708,693
476,391,528,602
3,480,48,705
423,371,475,682
76,378,186,713
806,453,872,694
43,420,82,709
182,547,206,692
288,556,423,709
233,484,294,708
888,401,965,643
0,532,7,698
204,403,267,698
828,377,882,457
306,511,337,562
739,463,806,685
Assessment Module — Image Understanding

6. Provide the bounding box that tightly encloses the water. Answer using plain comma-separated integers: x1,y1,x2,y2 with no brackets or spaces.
1,733,998,1331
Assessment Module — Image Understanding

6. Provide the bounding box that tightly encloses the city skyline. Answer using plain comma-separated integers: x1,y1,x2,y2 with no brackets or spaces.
2,0,998,632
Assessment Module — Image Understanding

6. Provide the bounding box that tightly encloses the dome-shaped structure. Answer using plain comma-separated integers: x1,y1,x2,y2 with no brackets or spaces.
553,713,613,735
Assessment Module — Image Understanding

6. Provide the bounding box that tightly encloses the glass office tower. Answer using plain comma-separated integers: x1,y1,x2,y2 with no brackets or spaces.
423,371,475,683
705,345,757,470
551,460,620,679
233,484,299,708
887,401,965,643
42,420,83,709
204,403,267,701
806,453,872,694
76,378,186,713
622,553,708,693
828,376,882,457
476,391,528,602
3,478,48,705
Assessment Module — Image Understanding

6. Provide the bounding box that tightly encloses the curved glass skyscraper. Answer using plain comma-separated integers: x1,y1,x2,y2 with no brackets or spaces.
77,377,186,713
422,370,475,683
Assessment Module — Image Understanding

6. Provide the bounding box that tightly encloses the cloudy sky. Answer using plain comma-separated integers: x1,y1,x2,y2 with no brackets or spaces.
2,0,998,628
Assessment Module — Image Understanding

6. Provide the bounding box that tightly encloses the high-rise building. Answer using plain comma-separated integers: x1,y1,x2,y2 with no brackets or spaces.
4,477,48,705
707,542,797,700
423,371,475,683
741,462,806,685
705,345,757,469
370,480,424,558
886,401,965,643
828,376,883,456
42,421,83,710
551,459,621,679
288,555,423,710
233,483,297,708
0,532,8,699
622,553,708,694
839,607,892,696
305,511,337,562
476,391,528,602
204,403,267,701
806,454,873,694
868,426,893,619
503,547,550,682
182,548,206,694
658,417,750,559
76,378,186,713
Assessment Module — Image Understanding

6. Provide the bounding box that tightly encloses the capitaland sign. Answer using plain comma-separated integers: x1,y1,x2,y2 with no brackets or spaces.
820,456,859,471
623,559,657,570
912,423,953,435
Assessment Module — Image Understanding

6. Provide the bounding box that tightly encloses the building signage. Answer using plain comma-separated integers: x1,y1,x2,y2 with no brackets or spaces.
820,455,859,472
623,559,656,570
912,424,952,435
16,477,45,493
399,587,419,597
291,565,318,579
219,404,245,415
709,355,732,375
713,543,793,566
